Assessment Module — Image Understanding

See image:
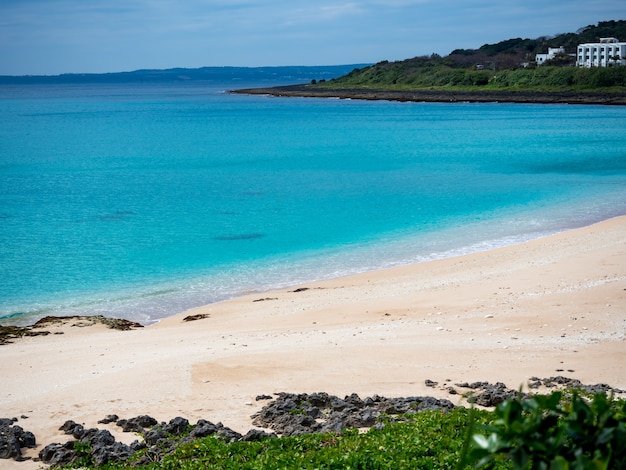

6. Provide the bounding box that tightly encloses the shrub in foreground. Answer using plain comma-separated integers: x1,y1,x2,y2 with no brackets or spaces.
466,391,626,469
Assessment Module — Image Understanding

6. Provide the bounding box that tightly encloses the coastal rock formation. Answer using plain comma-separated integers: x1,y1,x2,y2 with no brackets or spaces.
251,392,456,436
0,315,143,345
33,315,144,331
37,415,259,467
232,85,626,105
0,418,36,461
455,381,522,407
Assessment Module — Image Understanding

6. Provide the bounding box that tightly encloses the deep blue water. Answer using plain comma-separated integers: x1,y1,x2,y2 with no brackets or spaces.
2,77,626,325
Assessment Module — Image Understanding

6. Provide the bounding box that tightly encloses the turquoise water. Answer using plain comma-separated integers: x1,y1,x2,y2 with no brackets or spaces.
2,79,626,325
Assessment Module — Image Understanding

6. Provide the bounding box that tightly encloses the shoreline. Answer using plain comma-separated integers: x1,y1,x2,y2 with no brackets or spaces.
2,215,626,467
231,84,626,105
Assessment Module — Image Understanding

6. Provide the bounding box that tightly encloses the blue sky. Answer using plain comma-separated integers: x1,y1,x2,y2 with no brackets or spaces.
1,1,625,76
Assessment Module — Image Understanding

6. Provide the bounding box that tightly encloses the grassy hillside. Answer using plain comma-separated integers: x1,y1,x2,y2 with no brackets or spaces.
323,61,626,92
316,20,626,92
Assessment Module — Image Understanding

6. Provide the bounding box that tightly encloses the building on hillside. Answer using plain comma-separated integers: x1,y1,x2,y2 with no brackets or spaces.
576,38,626,67
535,47,566,65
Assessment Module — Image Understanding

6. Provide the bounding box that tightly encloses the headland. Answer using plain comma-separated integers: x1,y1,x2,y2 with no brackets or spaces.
232,84,626,105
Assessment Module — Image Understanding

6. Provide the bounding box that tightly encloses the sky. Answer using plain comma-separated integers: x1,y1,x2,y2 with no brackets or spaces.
1,1,625,76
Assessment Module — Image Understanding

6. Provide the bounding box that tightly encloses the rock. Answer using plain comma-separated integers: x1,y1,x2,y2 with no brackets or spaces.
1,419,37,461
163,417,189,436
98,414,119,424
130,439,146,452
0,428,22,460
251,392,454,436
59,419,80,434
144,428,167,446
20,430,36,449
39,442,76,466
241,429,276,441
91,441,133,467
189,420,219,438
117,415,158,433
182,314,210,322
215,423,243,442
85,429,115,448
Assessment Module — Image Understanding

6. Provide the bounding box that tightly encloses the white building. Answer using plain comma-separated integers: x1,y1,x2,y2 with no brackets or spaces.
577,37,626,67
535,47,566,65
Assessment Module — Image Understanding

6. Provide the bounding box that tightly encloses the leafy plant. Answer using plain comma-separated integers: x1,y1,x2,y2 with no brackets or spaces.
465,391,626,469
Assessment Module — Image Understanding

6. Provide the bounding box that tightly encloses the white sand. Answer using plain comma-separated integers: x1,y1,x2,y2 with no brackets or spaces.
2,216,625,468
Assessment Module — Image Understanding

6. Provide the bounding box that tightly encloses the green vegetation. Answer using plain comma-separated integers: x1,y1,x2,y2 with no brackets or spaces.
314,20,626,93
60,391,626,469
467,391,626,469
321,62,626,92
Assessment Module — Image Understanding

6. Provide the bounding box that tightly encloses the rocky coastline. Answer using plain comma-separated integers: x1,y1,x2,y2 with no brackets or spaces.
0,316,143,346
2,377,623,467
231,85,626,105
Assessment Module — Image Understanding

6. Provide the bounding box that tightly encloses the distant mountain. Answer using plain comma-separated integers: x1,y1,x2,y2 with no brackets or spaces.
0,65,370,85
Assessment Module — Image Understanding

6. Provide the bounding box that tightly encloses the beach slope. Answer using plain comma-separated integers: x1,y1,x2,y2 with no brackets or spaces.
2,216,626,467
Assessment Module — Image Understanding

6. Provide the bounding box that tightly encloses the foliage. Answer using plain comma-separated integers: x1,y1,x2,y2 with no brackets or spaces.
64,408,502,470
317,19,626,93
448,20,626,67
465,391,626,469
323,62,626,91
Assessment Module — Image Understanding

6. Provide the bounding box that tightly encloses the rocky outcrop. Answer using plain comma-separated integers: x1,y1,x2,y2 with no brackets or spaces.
33,315,143,331
232,85,626,105
1,315,143,345
37,415,265,467
455,381,522,407
2,377,623,465
251,392,455,436
0,418,36,461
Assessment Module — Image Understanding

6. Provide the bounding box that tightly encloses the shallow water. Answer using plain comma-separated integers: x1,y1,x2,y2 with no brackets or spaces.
1,78,626,325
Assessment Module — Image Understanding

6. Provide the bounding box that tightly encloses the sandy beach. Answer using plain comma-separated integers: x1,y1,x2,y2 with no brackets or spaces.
2,215,626,468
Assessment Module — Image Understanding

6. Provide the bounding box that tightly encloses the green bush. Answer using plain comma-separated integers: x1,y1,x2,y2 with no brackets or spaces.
465,391,626,469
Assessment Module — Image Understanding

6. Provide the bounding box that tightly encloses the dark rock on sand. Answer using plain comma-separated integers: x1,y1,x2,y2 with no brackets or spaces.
40,429,132,467
530,376,625,394
34,315,143,331
98,414,119,424
0,418,36,461
39,415,247,467
116,414,158,433
251,392,455,436
39,442,75,467
455,381,521,407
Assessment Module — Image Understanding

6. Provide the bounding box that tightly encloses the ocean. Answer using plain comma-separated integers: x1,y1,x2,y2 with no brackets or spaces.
2,69,626,326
